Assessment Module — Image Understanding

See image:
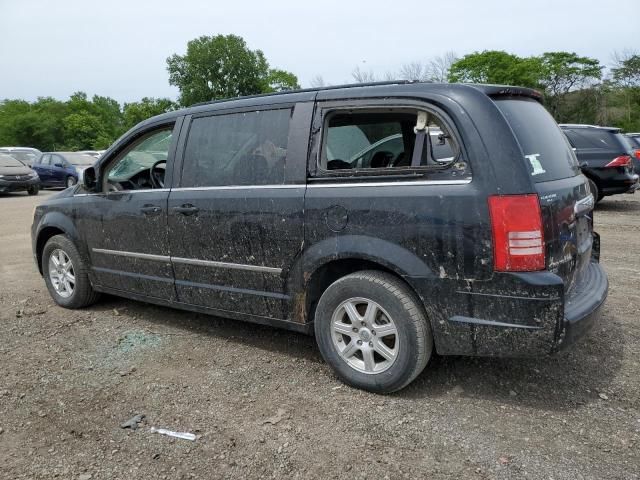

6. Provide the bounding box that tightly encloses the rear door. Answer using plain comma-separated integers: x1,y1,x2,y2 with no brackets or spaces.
167,103,312,319
495,98,592,292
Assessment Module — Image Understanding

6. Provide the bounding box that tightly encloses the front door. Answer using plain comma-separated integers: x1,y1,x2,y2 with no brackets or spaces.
167,104,311,320
49,154,68,187
75,122,181,300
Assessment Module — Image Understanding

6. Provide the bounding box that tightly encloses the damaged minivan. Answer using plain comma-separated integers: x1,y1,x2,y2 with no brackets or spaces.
32,82,608,393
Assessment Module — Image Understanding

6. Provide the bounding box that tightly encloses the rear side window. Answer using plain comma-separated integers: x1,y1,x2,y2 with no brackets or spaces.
495,98,579,183
319,109,461,173
182,108,291,187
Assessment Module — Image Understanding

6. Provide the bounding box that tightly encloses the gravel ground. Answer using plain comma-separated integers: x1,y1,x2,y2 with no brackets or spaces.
0,189,639,480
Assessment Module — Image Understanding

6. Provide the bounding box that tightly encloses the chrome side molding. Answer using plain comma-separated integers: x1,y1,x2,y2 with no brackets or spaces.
92,248,282,275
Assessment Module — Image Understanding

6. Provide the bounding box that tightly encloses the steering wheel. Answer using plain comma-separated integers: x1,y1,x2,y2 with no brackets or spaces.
149,159,166,188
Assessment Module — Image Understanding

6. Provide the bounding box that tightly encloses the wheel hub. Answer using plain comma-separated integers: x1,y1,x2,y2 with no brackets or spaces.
358,328,372,342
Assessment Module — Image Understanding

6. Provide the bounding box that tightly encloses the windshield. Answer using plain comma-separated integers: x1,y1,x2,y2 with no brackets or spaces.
7,152,38,163
65,153,96,166
0,154,26,167
495,98,580,183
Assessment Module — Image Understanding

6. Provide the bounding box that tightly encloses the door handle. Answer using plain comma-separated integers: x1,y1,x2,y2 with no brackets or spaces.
140,205,162,215
172,204,199,216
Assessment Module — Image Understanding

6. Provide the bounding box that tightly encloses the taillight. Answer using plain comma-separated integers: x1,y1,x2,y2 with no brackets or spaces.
605,155,632,167
634,149,640,160
488,194,545,272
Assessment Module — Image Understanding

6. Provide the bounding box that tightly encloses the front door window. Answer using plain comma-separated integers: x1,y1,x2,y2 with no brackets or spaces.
104,128,173,191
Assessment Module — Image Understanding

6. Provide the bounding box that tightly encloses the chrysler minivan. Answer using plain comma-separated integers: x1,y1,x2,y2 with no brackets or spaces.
32,82,608,393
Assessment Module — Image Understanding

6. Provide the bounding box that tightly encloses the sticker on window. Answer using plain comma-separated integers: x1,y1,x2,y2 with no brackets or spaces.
525,153,546,176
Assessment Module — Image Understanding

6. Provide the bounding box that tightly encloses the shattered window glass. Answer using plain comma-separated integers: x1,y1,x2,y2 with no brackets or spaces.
319,110,459,172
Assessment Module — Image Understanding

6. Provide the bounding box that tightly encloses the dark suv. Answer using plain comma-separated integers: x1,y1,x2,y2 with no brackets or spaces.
32,82,607,393
560,124,639,201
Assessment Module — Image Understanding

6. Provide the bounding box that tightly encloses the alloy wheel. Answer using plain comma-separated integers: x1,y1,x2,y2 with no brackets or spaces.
331,297,399,374
48,249,75,298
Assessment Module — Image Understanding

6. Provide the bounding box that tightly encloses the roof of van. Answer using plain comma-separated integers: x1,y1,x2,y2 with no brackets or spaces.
143,81,543,126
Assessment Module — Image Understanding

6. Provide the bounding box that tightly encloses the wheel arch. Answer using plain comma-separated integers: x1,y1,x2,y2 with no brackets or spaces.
288,236,435,325
35,212,85,275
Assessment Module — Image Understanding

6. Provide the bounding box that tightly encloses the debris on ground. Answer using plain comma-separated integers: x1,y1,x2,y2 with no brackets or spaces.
262,408,287,425
121,414,145,430
149,427,196,441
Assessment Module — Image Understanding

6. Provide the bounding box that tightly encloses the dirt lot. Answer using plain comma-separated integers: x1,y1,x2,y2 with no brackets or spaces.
0,190,639,480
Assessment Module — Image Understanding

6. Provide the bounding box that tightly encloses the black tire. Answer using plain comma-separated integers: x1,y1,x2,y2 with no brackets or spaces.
42,234,100,309
27,185,39,196
314,270,433,393
66,176,77,188
587,178,602,203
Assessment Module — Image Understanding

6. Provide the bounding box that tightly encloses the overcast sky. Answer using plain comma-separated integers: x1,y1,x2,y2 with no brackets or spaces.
0,0,637,103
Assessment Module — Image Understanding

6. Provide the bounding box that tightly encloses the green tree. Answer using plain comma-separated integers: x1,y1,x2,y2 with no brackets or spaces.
62,111,108,150
448,50,541,88
611,53,640,127
537,52,602,118
122,97,177,129
263,69,300,93
166,34,299,105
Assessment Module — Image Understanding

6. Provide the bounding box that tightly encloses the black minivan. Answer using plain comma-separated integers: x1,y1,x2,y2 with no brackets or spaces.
32,82,608,393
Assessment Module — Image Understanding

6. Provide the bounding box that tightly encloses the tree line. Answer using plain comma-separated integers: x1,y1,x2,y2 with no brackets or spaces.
1,35,639,152
341,50,640,132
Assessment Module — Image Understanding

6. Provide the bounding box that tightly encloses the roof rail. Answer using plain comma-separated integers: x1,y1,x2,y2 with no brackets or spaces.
189,80,422,108
558,123,601,128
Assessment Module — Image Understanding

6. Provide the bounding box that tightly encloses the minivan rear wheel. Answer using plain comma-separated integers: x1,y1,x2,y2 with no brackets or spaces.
42,234,100,309
66,176,77,188
314,271,433,393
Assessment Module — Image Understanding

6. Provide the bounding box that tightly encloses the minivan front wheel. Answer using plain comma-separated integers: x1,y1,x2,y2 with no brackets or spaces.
314,271,433,393
42,234,100,308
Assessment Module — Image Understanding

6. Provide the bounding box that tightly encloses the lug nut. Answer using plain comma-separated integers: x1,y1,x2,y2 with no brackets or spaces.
352,327,358,332
361,321,366,326
369,342,373,347
372,330,376,336
357,340,363,345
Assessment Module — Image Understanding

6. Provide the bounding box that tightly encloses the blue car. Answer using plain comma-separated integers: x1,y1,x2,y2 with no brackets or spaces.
32,152,96,188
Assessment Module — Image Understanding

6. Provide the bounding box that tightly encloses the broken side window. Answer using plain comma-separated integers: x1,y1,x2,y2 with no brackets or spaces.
317,109,461,175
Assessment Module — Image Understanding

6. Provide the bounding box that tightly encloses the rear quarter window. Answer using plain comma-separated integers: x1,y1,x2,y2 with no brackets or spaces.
495,98,579,183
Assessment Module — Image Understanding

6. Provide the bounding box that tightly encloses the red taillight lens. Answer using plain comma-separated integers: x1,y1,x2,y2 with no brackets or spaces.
605,155,632,167
488,194,545,272
634,149,640,160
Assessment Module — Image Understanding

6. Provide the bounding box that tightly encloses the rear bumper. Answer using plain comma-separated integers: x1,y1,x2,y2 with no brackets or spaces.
413,260,608,357
556,261,608,351
0,178,39,192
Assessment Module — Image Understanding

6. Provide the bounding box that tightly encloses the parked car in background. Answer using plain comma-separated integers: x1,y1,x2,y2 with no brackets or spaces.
625,133,640,174
0,153,40,195
0,147,42,167
560,124,639,202
32,152,96,188
32,82,607,393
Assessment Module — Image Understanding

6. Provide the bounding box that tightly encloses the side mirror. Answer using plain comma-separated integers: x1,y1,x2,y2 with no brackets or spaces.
81,166,97,192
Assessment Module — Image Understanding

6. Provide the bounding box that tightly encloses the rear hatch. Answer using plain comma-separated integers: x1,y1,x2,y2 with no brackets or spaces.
494,98,594,293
